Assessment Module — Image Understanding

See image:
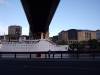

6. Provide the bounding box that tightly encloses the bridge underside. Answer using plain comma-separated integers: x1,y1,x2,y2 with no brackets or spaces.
21,0,60,39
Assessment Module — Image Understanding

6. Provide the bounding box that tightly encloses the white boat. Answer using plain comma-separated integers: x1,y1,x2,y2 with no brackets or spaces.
0,39,69,58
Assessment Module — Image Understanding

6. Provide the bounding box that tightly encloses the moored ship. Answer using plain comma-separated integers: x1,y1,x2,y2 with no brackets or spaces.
0,38,69,58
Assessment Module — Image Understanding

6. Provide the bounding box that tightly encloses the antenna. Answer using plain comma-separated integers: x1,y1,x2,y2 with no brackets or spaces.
4,32,6,41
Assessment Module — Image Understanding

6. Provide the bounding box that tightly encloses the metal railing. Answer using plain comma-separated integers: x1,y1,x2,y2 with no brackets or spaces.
0,50,100,59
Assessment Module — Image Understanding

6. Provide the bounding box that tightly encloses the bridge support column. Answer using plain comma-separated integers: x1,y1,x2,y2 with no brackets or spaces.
41,32,49,40
45,32,49,39
30,32,49,40
41,33,44,39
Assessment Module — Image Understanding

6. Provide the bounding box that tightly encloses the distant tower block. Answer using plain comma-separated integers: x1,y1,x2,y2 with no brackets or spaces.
8,25,22,40
21,0,60,39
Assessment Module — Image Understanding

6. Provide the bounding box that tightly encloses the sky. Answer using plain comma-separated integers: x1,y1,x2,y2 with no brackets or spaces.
0,0,100,37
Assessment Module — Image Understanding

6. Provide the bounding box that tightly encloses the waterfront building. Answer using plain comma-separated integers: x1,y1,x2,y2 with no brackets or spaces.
58,29,96,44
58,31,68,42
96,30,100,41
78,30,96,41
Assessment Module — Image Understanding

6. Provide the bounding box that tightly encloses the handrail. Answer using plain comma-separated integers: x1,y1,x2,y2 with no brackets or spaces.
0,50,100,59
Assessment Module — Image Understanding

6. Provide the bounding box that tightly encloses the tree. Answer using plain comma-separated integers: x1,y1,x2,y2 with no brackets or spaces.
77,43,84,49
58,40,67,45
51,36,58,43
88,39,98,49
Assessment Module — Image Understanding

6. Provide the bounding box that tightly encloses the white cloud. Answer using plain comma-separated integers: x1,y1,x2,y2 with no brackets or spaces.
0,22,8,35
22,26,29,35
0,0,8,5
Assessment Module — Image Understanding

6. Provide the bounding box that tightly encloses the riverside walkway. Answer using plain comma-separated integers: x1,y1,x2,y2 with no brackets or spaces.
0,51,100,75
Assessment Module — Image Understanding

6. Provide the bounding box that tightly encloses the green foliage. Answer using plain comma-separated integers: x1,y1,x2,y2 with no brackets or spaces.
88,39,98,49
77,43,84,49
51,36,58,43
79,39,100,50
69,39,100,50
58,40,67,45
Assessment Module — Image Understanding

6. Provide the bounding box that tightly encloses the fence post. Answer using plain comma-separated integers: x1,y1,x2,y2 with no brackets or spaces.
92,51,95,59
53,53,54,58
61,53,62,59
77,51,79,59
15,53,16,59
30,53,31,59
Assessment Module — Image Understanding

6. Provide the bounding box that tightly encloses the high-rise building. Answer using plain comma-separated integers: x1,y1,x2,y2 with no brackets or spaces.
8,25,22,40
8,25,22,35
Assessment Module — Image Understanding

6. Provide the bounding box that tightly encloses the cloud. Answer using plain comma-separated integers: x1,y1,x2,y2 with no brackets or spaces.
22,26,29,35
0,22,8,35
0,0,8,5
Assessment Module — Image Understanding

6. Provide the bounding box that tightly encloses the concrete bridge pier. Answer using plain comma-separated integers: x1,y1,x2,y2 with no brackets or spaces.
41,32,49,39
29,32,49,40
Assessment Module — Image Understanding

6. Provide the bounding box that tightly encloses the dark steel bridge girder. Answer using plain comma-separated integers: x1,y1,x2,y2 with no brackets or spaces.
21,0,60,34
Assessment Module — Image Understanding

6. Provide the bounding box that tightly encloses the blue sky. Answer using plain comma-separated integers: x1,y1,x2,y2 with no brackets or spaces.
0,0,100,36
